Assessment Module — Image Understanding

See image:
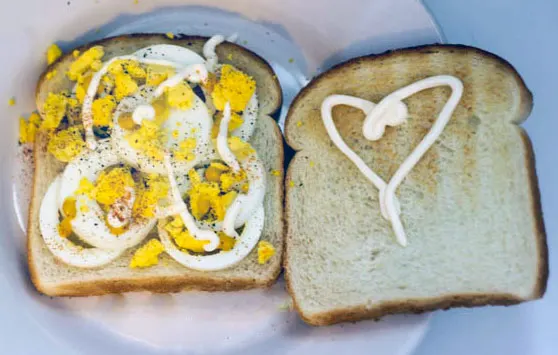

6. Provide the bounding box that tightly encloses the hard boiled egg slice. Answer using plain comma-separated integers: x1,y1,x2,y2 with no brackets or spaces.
40,176,122,268
58,140,156,250
158,205,264,271
111,92,213,174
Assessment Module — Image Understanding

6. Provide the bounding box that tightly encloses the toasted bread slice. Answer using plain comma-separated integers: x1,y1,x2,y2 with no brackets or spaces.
29,35,284,296
284,45,547,326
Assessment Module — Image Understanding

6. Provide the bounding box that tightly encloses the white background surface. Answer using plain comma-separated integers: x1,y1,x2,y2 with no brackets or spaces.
417,0,557,354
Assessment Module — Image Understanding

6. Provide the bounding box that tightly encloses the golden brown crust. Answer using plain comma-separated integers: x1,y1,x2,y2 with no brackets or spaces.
29,34,284,297
291,292,523,326
519,130,549,298
284,44,548,326
285,44,534,150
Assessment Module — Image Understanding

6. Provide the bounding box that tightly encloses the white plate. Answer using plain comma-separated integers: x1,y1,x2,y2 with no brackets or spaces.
1,0,440,354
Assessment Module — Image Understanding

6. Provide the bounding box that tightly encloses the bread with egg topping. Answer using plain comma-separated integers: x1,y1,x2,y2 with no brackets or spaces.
28,34,284,296
284,45,547,325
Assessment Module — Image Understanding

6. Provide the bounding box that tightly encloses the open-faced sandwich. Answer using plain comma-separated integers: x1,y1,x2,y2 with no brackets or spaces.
24,34,283,296
284,45,548,325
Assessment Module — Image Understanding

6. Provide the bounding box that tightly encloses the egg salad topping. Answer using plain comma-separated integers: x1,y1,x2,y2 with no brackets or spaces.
34,35,270,271
211,64,256,112
130,239,165,268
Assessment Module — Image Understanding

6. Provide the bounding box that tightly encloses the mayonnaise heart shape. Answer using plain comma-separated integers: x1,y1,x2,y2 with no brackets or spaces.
321,75,464,246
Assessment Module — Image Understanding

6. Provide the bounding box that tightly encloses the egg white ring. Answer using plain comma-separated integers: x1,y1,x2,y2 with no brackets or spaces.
158,204,264,271
111,92,214,174
40,177,123,268
58,140,155,250
231,92,258,142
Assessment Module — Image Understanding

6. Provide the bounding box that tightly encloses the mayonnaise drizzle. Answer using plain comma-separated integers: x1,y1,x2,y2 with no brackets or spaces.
203,33,237,73
82,57,207,149
163,154,220,252
217,102,266,234
321,75,463,246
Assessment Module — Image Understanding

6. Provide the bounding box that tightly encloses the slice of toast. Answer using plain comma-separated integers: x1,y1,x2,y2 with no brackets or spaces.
284,45,548,326
28,35,284,296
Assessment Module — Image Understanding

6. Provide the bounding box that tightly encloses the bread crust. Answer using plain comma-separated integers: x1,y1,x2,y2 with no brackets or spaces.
284,44,548,326
28,34,284,297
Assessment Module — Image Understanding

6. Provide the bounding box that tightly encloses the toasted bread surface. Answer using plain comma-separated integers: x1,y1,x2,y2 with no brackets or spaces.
284,45,547,326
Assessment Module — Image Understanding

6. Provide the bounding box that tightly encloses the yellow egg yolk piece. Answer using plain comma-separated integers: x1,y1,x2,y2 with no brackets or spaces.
211,64,256,112
133,174,170,218
75,177,95,198
205,162,229,183
257,241,275,264
220,169,247,192
166,82,194,110
46,44,62,65
91,95,117,126
129,239,165,268
164,218,208,253
146,65,176,87
108,59,146,79
75,72,93,104
94,167,135,206
218,232,236,251
228,136,256,160
174,138,197,161
125,120,166,161
67,46,105,81
47,126,86,162
19,112,41,144
113,71,139,101
57,197,78,238
188,182,220,220
211,111,244,138
41,93,68,130
211,191,237,221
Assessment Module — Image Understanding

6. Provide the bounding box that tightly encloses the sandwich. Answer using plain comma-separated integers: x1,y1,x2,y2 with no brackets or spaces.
283,45,548,325
25,34,284,296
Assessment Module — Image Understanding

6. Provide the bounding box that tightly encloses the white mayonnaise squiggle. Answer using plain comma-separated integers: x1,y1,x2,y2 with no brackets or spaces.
203,33,238,73
321,75,463,246
163,154,220,252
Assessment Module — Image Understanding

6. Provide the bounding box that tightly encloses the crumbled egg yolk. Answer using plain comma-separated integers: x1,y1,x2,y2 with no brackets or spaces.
75,177,95,198
271,170,281,177
228,136,256,160
165,32,175,39
288,181,295,188
45,70,57,80
8,97,15,106
19,112,41,144
205,162,229,183
257,241,275,264
164,216,209,252
125,120,166,161
220,169,247,192
133,174,169,218
91,95,116,126
41,92,68,130
187,169,238,221
113,71,139,101
67,46,104,81
47,126,86,162
108,59,146,79
130,239,165,268
75,72,93,103
211,64,256,112
166,82,194,110
57,197,78,238
46,44,62,65
94,167,135,206
146,65,175,86
218,232,236,251
211,111,244,138
174,138,197,161
72,50,80,58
